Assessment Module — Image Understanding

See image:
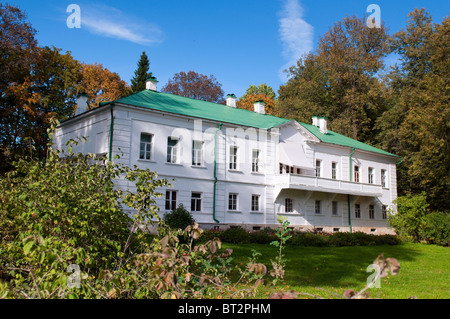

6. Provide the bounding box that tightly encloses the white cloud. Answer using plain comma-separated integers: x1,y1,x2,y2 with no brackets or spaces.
278,0,314,81
81,4,164,46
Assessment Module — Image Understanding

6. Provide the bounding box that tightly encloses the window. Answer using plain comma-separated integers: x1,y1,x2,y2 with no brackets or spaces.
252,149,260,172
382,205,387,220
279,163,283,174
167,137,179,163
381,169,387,188
315,200,321,214
369,205,375,219
251,194,260,212
139,133,153,160
354,165,360,182
368,167,374,184
285,198,293,213
332,201,338,216
315,160,322,177
355,204,361,219
191,192,202,212
229,146,238,170
228,193,238,211
165,190,177,211
192,140,203,166
332,162,338,180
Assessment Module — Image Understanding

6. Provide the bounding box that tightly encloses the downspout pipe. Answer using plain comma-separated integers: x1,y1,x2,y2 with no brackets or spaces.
348,147,355,234
213,123,223,224
108,102,115,162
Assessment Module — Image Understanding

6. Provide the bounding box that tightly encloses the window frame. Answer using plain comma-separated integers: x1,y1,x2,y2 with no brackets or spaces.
354,165,360,183
285,198,293,213
332,201,338,216
191,192,202,212
252,149,260,173
369,204,375,219
165,190,177,211
139,133,153,160
382,205,387,220
315,200,321,215
167,137,180,164
355,204,361,219
315,160,322,177
331,162,338,180
192,140,203,166
228,193,238,211
229,146,238,170
381,169,387,188
368,167,374,184
251,194,260,212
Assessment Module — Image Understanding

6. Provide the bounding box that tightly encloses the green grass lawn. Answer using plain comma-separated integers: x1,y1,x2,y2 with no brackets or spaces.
223,242,450,299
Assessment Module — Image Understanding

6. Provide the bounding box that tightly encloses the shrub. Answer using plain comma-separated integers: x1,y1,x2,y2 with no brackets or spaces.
289,231,329,247
249,228,277,244
219,227,250,244
389,193,429,242
163,204,195,231
420,212,450,246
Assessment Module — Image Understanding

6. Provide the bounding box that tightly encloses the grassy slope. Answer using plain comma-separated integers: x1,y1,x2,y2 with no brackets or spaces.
223,242,450,299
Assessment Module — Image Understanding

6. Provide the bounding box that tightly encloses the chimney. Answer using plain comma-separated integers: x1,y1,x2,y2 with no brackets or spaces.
318,117,328,134
254,100,266,114
312,116,320,127
226,94,237,107
146,76,158,91
75,93,88,116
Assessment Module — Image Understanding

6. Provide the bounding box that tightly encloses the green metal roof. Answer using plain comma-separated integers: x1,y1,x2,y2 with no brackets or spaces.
114,89,290,130
300,122,399,157
113,89,398,158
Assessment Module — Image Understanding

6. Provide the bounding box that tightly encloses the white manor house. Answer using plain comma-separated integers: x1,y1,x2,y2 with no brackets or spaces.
54,78,401,234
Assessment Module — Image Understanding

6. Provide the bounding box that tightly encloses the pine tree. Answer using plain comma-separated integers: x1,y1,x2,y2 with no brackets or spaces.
130,51,153,93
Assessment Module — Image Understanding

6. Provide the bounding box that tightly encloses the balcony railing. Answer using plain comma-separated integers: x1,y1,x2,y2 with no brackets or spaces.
275,174,383,197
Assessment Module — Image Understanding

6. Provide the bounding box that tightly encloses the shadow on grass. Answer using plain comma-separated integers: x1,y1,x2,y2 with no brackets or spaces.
224,243,420,289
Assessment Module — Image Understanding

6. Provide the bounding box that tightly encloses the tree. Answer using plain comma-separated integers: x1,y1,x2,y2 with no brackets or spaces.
161,71,225,103
236,84,277,115
277,15,390,143
237,94,277,116
130,51,153,93
375,9,449,210
0,4,38,172
240,83,276,100
80,62,131,108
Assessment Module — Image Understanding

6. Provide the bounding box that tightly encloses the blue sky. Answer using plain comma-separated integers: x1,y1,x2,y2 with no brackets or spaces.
11,0,449,98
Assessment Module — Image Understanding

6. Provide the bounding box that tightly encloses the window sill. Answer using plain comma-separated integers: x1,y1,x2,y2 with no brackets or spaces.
227,210,242,213
277,212,301,216
191,165,207,169
165,162,183,166
228,169,243,174
137,159,156,163
250,211,263,214
251,172,264,176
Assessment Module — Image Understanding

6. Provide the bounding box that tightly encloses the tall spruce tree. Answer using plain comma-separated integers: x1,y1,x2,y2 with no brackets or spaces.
130,51,153,93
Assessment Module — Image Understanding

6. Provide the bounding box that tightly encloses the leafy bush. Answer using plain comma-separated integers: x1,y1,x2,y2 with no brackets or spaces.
0,120,270,299
219,227,251,244
163,204,195,230
420,212,450,246
249,228,277,244
389,193,429,241
289,231,329,247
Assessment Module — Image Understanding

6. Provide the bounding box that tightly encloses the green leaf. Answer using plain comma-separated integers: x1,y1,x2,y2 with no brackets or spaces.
23,241,34,255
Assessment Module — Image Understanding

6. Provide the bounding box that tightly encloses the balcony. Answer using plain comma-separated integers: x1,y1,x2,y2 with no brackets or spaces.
275,174,383,197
